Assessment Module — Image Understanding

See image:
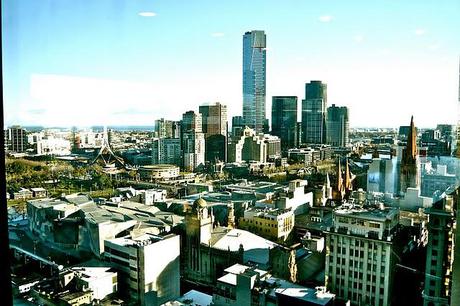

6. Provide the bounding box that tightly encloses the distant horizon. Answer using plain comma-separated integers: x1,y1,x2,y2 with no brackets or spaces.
5,121,455,132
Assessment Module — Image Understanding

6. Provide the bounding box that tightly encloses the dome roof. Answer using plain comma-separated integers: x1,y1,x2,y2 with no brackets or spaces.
193,197,207,209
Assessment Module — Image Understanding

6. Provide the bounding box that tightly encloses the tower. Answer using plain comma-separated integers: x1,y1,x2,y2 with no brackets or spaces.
400,116,420,194
301,81,327,144
271,96,298,151
199,102,228,162
181,111,205,171
242,30,266,133
184,198,213,279
327,104,349,147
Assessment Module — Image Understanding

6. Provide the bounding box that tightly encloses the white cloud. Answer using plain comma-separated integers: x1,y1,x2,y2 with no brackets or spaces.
211,32,225,37
319,15,333,22
138,12,157,17
353,35,364,43
415,29,426,36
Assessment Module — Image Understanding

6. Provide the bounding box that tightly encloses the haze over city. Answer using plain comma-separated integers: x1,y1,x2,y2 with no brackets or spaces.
3,0,460,127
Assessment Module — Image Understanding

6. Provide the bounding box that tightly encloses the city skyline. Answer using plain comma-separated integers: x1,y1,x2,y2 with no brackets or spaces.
3,0,460,128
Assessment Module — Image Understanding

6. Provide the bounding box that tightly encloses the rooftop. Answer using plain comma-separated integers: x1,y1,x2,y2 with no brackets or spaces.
334,202,399,222
210,228,278,265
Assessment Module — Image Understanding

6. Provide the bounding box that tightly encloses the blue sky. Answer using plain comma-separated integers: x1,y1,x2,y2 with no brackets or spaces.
3,0,460,128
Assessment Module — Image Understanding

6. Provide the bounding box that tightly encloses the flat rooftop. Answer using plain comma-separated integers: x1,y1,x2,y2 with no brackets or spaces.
267,278,334,306
334,202,399,222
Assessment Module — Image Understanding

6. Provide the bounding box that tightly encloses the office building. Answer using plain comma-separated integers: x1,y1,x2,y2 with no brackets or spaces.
228,127,281,163
181,111,205,171
199,102,228,162
104,233,180,306
199,102,228,137
243,30,266,133
325,202,400,306
6,125,27,152
271,96,298,150
367,157,399,195
301,81,327,144
238,207,294,242
327,104,349,147
422,190,456,306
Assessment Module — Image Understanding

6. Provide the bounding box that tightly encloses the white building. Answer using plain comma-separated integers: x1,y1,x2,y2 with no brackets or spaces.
276,179,314,215
71,267,118,301
104,233,180,306
367,157,399,195
213,263,335,306
36,137,71,155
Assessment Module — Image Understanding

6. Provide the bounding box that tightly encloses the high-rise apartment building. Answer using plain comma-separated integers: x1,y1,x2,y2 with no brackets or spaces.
271,96,298,150
327,104,349,147
151,138,182,166
242,30,266,133
325,202,400,306
6,125,27,152
155,118,181,139
181,111,205,171
301,81,327,144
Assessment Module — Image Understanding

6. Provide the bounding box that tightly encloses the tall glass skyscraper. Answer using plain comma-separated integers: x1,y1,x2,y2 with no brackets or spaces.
271,96,297,150
243,30,266,133
301,81,327,144
326,104,349,147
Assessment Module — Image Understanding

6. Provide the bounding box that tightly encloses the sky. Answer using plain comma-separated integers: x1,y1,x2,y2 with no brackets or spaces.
3,0,460,128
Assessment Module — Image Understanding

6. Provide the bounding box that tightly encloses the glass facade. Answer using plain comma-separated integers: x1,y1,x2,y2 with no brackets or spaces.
243,30,266,134
271,96,298,150
301,81,327,144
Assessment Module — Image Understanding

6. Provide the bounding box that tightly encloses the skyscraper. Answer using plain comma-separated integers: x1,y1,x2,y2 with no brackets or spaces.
199,102,227,137
199,102,228,163
326,104,349,147
301,81,327,144
181,111,205,171
242,30,266,134
155,118,181,139
271,96,297,150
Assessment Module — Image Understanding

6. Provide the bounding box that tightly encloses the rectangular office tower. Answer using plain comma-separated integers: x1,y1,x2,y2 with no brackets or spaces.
242,30,266,134
271,96,298,150
302,81,327,144
199,102,228,162
327,104,349,147
325,203,400,306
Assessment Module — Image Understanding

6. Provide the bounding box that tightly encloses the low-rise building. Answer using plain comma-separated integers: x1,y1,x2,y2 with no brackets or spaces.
212,263,335,306
138,164,180,181
104,233,180,306
276,180,314,215
238,207,294,242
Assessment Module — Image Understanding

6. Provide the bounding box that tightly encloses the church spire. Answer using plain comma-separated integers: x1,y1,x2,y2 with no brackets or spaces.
344,158,352,192
406,115,417,160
